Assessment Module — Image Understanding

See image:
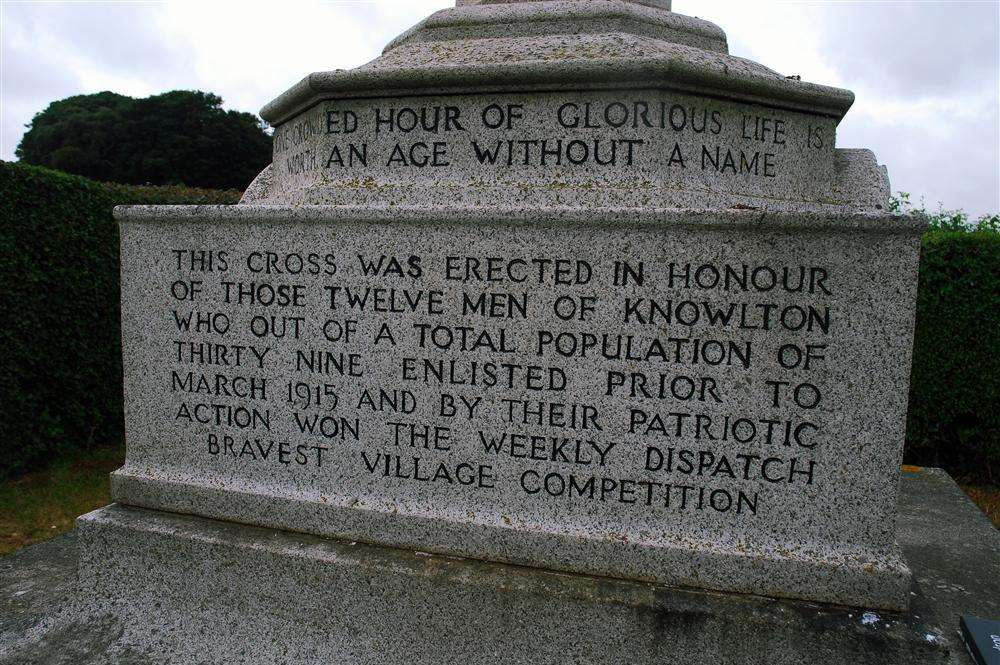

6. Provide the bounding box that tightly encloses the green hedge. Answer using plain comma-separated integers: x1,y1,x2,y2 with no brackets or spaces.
0,161,240,479
904,228,1000,480
1,161,998,481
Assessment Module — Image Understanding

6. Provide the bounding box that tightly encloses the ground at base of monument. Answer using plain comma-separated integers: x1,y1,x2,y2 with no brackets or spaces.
0,447,124,556
1,468,997,665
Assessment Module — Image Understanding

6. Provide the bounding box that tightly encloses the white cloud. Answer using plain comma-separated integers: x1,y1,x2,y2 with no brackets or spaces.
2,0,997,215
678,0,999,216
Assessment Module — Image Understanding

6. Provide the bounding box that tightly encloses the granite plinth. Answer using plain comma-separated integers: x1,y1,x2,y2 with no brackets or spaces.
76,0,927,621
112,205,923,610
264,90,875,211
2,468,997,664
254,0,891,213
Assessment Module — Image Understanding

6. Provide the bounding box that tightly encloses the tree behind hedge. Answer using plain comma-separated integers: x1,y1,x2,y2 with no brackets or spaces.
0,161,240,479
16,90,271,191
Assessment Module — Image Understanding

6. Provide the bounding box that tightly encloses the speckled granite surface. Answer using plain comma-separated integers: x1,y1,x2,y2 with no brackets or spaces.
252,0,889,212
103,0,921,611
112,206,922,610
84,0,929,629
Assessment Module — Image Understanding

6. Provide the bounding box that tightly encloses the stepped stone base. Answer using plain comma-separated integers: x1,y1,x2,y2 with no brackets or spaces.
1,468,998,665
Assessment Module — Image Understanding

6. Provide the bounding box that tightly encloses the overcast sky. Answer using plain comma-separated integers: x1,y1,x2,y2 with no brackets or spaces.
1,0,997,216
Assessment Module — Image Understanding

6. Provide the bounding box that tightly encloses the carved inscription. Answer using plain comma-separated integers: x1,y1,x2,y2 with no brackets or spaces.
155,225,841,534
269,91,837,203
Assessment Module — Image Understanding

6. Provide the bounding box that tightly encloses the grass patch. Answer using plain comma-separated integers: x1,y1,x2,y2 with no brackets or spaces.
960,484,1000,528
0,446,123,556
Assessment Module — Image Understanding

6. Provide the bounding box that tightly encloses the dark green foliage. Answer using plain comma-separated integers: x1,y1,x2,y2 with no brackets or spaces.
904,221,1000,481
892,193,1000,479
0,161,239,479
13,92,131,183
16,90,271,191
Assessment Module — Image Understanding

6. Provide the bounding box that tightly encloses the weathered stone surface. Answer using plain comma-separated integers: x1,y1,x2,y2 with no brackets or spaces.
254,0,882,212
111,205,923,609
3,468,998,664
261,2,843,128
266,90,851,210
457,0,672,9
240,163,273,204
91,0,925,616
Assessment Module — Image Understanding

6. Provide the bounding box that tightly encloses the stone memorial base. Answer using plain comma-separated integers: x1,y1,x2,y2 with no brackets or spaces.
1,468,997,665
115,205,924,612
